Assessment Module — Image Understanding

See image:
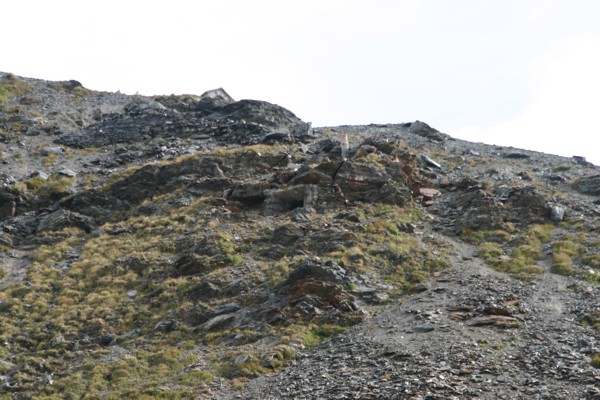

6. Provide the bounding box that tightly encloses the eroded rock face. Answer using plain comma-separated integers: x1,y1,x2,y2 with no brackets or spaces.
452,188,506,232
276,259,361,323
60,191,130,219
264,185,319,214
57,95,308,147
503,186,549,224
37,209,95,233
334,162,391,201
442,184,554,233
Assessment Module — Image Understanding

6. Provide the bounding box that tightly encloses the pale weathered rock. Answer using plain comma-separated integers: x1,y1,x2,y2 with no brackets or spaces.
549,205,565,221
42,146,63,155
195,313,236,332
58,168,76,177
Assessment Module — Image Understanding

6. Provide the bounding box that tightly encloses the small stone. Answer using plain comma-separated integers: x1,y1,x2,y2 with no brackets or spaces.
59,168,77,177
154,319,177,332
234,354,252,365
418,188,441,199
49,335,64,347
397,222,417,233
421,155,442,169
42,146,63,155
412,323,435,333
496,375,507,383
127,290,137,298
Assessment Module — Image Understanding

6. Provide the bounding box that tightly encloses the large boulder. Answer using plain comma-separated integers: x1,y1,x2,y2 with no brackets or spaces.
279,259,359,321
37,209,95,233
451,185,552,233
503,186,549,224
60,191,130,220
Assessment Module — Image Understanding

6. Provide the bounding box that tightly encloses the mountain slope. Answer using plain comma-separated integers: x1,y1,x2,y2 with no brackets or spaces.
0,72,599,399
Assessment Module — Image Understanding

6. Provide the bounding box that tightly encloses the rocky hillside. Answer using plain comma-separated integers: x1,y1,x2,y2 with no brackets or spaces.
0,72,599,399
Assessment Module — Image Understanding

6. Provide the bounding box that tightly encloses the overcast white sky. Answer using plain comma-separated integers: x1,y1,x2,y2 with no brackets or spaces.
2,0,600,164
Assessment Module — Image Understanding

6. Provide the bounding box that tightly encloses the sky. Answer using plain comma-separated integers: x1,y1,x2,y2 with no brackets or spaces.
2,0,600,165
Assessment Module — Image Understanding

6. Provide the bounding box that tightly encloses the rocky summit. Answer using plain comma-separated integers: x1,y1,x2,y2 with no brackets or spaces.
0,72,599,399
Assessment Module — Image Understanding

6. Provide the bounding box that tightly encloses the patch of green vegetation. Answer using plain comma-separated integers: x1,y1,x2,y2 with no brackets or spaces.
265,260,289,287
551,238,582,276
478,242,503,262
592,353,600,368
552,165,574,172
0,73,32,105
463,229,511,245
477,224,552,280
581,253,600,269
327,204,450,293
582,270,600,285
37,344,205,399
582,311,600,331
12,176,75,201
213,343,297,381
42,152,60,167
47,80,92,99
282,323,346,348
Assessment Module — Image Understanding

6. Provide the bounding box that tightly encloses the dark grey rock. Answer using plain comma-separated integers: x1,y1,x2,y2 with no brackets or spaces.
412,322,435,333
406,121,446,142
285,260,348,285
502,152,530,159
573,175,600,195
37,209,95,233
